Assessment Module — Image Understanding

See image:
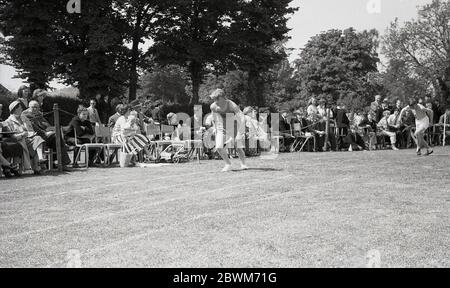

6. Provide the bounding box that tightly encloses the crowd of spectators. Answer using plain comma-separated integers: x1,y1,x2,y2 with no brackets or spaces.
1,85,450,178
275,95,450,153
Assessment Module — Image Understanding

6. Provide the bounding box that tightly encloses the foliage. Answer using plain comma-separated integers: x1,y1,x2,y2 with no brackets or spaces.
382,0,450,104
139,65,190,105
293,28,381,110
0,0,61,89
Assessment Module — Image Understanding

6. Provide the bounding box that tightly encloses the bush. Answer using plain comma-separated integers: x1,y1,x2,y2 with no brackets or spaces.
42,96,84,126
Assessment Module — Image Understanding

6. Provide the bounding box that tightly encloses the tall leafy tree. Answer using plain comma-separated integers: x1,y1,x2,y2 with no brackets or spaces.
139,64,190,104
383,0,450,105
151,0,236,105
115,0,160,101
380,59,430,103
53,0,130,99
225,0,297,106
293,28,380,110
0,0,62,89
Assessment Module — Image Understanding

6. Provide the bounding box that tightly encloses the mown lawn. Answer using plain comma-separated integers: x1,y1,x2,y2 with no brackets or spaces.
0,147,449,268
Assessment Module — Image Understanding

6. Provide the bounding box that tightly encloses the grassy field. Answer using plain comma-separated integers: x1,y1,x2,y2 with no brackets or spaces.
0,147,449,268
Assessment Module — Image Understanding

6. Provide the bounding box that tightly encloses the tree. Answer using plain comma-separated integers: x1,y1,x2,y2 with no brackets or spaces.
264,58,299,109
53,0,130,99
139,64,190,104
115,0,159,101
383,0,450,105
151,0,237,105
225,0,297,107
0,0,62,89
199,70,248,105
380,59,430,103
293,28,380,110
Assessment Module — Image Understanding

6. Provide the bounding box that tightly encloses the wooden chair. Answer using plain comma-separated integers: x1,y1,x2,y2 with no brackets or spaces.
71,127,107,168
291,122,315,152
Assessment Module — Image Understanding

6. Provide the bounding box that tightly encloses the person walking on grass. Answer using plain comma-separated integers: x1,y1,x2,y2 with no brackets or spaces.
210,89,248,172
399,98,434,156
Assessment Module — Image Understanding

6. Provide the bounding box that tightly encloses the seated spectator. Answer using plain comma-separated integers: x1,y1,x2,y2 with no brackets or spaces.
65,106,97,167
307,97,320,123
0,104,21,178
358,112,378,150
3,100,42,174
167,112,178,126
173,120,191,141
112,106,153,161
279,111,295,151
0,147,21,178
87,99,102,126
22,100,71,168
292,109,325,152
108,104,126,128
388,109,402,132
377,110,399,151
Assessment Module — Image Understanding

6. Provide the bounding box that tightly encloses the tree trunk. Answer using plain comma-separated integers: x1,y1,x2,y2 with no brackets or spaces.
129,35,140,102
248,70,265,107
189,61,203,105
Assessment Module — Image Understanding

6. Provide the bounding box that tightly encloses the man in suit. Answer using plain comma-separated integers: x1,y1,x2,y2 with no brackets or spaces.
334,103,350,150
278,111,294,151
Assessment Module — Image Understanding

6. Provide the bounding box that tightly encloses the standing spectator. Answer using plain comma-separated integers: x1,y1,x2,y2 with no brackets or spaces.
97,95,111,124
151,101,163,123
307,97,320,122
438,107,450,143
317,98,334,121
17,85,31,107
87,99,102,126
31,89,48,106
334,103,350,150
110,96,123,112
370,95,384,122
392,99,404,113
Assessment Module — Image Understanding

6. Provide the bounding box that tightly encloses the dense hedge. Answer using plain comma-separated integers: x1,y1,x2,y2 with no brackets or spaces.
42,96,84,126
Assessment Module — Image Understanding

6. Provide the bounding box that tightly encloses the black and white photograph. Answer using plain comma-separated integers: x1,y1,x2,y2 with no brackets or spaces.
0,0,449,271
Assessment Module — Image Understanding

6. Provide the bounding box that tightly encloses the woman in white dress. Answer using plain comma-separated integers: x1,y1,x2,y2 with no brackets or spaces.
399,98,434,156
210,89,248,172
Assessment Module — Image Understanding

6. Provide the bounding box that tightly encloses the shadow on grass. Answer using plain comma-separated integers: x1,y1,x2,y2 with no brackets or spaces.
233,168,283,172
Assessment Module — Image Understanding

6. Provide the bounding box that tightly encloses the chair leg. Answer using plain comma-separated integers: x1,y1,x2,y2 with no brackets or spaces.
48,149,54,171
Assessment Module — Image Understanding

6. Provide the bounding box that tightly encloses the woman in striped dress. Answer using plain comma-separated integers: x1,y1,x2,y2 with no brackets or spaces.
112,106,152,158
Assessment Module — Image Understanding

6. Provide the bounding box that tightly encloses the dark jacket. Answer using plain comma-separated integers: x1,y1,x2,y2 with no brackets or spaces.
335,109,350,128
65,116,94,138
